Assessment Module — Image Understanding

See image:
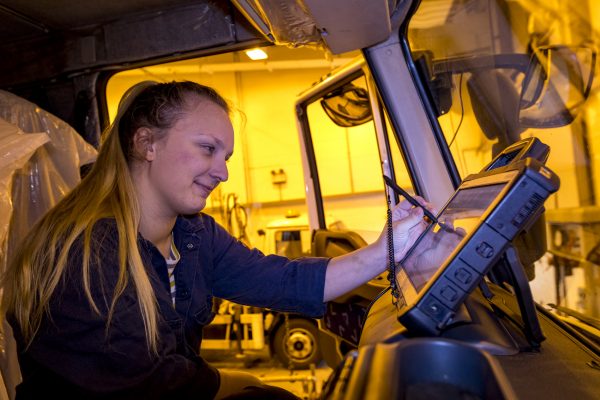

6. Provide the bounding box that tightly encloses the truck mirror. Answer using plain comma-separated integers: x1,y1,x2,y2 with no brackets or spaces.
519,45,596,128
320,84,372,127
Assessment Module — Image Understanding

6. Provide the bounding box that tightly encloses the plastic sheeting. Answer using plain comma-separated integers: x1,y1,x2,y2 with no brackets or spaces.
0,90,98,270
0,91,98,400
233,0,395,54
233,0,323,49
0,119,49,267
0,119,48,400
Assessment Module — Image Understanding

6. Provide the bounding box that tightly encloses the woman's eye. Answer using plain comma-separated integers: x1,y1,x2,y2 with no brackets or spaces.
201,144,215,154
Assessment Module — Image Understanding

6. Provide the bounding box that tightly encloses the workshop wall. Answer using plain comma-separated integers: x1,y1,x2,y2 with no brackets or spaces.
105,49,386,251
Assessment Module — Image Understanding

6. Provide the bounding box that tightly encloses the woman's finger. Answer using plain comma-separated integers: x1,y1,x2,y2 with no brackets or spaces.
413,195,438,215
396,198,414,211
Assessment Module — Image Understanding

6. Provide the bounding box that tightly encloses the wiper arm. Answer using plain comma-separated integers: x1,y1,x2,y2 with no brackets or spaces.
548,303,600,331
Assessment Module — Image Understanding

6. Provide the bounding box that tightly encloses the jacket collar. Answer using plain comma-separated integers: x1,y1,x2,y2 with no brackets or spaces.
174,214,206,234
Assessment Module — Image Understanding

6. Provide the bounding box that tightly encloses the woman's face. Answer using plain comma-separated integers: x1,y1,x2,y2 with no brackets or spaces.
143,98,234,217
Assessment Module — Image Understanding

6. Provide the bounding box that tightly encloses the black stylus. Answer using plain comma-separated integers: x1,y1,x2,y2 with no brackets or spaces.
383,175,440,224
383,176,459,235
383,175,457,233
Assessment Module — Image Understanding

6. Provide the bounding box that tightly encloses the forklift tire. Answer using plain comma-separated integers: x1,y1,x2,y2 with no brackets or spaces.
272,318,322,369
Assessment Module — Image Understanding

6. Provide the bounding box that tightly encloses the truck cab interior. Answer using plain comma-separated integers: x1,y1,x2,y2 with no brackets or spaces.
1,0,600,399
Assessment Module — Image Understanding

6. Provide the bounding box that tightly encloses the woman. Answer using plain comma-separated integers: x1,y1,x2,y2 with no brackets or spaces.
1,81,427,399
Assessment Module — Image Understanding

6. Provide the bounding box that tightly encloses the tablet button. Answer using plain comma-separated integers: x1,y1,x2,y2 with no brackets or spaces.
429,278,465,310
476,242,494,258
422,296,450,320
420,296,454,331
440,285,458,302
455,268,473,285
461,225,506,270
446,260,481,292
443,280,464,304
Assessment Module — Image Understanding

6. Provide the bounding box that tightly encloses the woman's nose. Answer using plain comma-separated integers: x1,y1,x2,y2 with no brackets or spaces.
211,159,229,182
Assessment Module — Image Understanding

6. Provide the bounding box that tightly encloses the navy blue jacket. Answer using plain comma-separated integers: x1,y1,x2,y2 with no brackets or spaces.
11,214,328,399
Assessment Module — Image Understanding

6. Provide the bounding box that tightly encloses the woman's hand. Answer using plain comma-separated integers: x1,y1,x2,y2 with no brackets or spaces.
324,197,433,302
408,224,466,281
378,197,431,263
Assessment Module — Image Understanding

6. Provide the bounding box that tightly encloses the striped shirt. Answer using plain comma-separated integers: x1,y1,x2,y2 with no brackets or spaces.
165,235,180,306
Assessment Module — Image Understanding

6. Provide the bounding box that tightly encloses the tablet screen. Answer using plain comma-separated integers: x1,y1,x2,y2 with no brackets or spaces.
395,183,508,302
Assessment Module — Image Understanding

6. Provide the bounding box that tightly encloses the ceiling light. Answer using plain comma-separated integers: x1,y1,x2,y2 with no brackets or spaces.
245,48,268,60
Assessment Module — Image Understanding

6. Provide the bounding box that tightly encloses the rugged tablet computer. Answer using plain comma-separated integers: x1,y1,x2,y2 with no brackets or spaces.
394,158,559,335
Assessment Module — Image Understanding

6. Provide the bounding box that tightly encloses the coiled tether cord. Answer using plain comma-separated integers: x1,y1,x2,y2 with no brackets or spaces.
361,196,403,336
387,196,398,303
361,195,406,336
386,195,405,306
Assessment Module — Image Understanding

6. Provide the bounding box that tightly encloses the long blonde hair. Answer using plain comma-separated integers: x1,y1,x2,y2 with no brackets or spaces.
1,81,230,352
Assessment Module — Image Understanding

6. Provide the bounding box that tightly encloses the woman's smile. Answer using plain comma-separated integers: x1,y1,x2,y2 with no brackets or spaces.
194,180,216,198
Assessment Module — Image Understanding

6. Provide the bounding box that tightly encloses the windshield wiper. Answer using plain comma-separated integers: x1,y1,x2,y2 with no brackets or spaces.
547,304,600,331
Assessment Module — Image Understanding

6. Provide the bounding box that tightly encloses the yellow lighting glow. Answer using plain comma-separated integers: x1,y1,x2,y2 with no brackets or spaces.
245,48,268,60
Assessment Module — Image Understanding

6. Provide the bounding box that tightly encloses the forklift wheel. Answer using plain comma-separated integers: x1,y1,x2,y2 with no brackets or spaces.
273,318,322,369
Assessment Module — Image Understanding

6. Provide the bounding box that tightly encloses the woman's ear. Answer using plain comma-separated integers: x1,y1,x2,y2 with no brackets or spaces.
132,127,155,161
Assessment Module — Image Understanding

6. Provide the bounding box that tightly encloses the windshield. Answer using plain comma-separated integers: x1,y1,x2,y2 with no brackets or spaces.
407,0,600,321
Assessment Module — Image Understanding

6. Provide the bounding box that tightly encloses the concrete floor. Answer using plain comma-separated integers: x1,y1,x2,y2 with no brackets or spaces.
205,352,333,399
